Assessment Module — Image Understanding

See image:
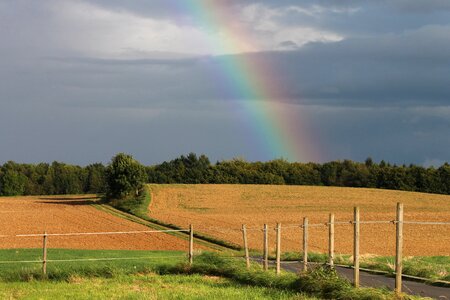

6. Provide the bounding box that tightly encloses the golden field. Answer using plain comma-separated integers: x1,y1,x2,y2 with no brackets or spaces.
147,184,450,256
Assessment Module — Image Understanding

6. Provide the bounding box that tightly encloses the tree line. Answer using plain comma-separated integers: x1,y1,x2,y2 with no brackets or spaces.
147,154,450,195
0,153,449,197
0,161,106,196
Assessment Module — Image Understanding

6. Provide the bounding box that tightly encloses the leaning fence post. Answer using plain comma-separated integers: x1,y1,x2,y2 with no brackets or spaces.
303,217,308,272
276,223,281,275
263,224,269,271
242,224,250,268
328,213,335,267
42,231,48,276
353,207,360,287
189,224,194,265
395,203,404,295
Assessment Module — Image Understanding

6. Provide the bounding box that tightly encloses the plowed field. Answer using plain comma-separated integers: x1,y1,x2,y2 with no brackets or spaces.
148,184,450,256
0,195,188,250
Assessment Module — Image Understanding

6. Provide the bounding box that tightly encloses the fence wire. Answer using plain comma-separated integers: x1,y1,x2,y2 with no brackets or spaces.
0,255,187,265
0,229,190,238
1,218,449,243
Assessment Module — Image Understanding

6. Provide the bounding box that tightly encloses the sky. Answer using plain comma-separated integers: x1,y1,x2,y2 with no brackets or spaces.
1,0,449,166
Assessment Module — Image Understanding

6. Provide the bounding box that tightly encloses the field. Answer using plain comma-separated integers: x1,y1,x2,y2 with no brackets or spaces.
147,184,450,256
0,195,189,250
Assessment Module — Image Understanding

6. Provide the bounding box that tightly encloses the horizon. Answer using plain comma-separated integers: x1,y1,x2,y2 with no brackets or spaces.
1,152,448,169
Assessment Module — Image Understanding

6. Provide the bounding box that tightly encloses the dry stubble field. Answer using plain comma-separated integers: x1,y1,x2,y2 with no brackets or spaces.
148,184,450,256
0,195,188,250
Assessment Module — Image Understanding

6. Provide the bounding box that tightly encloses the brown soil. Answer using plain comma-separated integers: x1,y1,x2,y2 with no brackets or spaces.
148,184,450,256
0,195,189,250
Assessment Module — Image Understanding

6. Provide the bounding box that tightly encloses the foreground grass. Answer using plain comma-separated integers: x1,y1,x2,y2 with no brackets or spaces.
279,252,450,282
0,250,424,299
0,273,314,300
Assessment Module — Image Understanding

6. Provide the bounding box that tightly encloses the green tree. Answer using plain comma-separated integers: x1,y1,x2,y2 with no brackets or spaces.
106,153,147,199
0,161,28,196
438,163,450,194
85,163,106,193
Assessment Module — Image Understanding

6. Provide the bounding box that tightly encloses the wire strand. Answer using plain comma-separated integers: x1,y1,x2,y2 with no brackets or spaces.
0,255,186,264
15,229,189,237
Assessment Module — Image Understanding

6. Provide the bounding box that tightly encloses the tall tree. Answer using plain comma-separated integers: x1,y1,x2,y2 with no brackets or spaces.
106,153,147,199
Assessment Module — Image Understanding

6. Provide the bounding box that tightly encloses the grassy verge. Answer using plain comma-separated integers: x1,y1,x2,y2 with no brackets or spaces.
360,256,450,282
278,252,450,283
106,187,242,251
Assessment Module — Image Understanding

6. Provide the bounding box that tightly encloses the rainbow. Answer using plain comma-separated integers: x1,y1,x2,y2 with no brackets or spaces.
175,1,320,162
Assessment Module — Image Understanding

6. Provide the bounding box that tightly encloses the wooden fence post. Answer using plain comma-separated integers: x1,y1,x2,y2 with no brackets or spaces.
263,224,269,271
353,207,360,287
302,217,308,272
42,231,48,276
276,223,281,275
242,224,250,268
395,203,404,294
328,213,335,267
189,224,194,265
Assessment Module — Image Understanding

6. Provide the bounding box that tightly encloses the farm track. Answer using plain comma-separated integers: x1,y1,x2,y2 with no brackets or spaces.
94,203,238,252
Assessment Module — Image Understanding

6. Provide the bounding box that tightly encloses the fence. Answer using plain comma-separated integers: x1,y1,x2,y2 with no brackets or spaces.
239,202,450,295
0,227,195,275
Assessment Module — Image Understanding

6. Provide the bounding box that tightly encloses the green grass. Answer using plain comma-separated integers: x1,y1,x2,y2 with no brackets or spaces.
0,274,315,300
360,256,450,282
0,249,186,281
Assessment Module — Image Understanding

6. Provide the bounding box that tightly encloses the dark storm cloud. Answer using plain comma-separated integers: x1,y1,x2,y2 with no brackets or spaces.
276,26,450,106
51,24,450,108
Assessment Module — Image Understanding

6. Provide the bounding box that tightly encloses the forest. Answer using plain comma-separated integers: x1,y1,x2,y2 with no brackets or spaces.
0,153,449,196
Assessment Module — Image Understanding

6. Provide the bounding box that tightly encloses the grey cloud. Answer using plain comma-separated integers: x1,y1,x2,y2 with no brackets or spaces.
277,40,299,50
1,0,450,165
392,0,450,12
